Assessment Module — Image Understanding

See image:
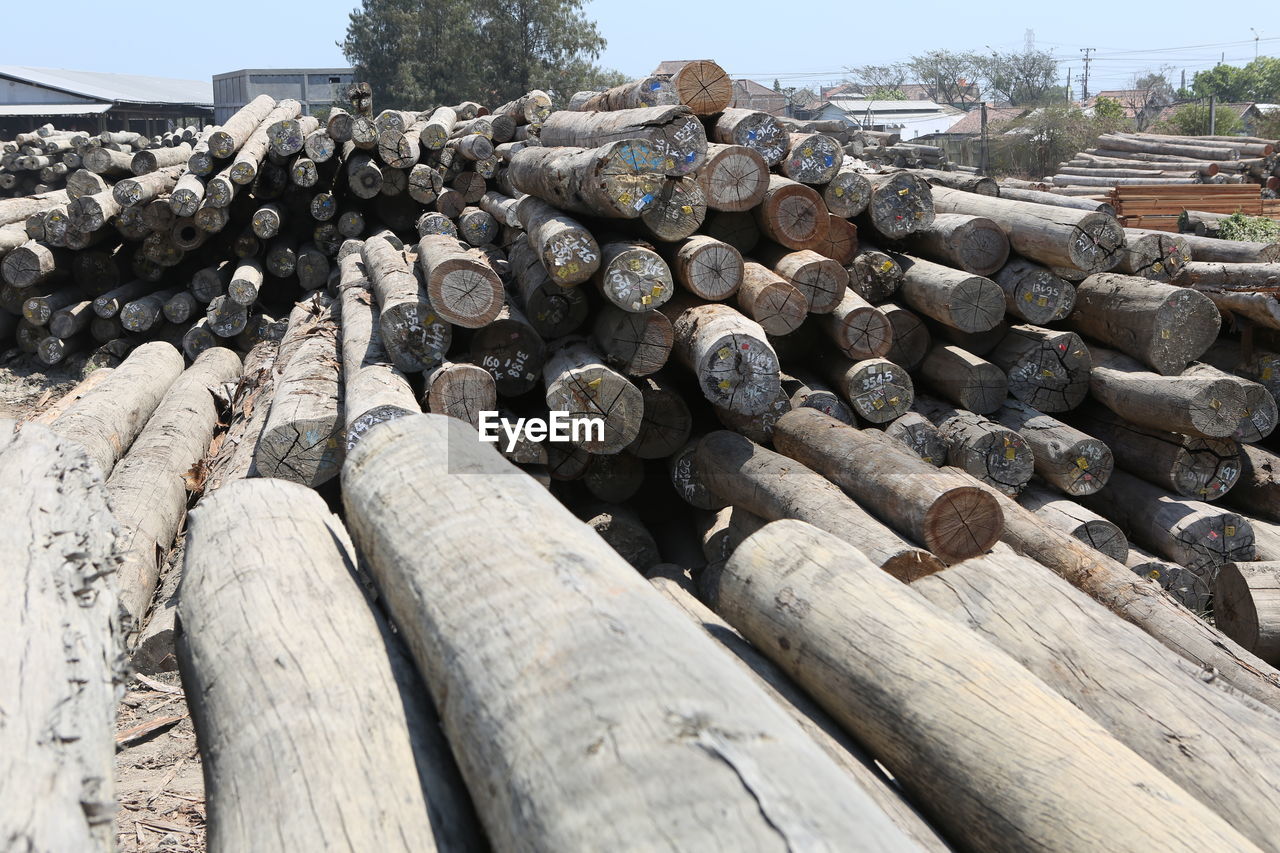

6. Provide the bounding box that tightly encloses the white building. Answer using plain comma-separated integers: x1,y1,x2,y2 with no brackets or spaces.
809,98,967,140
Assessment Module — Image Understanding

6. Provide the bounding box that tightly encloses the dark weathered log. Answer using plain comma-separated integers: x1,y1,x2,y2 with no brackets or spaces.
109,348,240,628
710,519,1258,853
710,108,788,166
992,399,1112,495
180,478,479,851
1223,444,1280,523
362,236,451,372
775,408,1002,562
663,299,781,415
890,251,1004,333
0,422,123,852
752,175,829,251
992,257,1075,323
916,547,1280,853
542,342,643,454
416,235,505,328
120,287,180,332
697,430,943,579
782,370,856,424
513,195,601,286
711,384,791,444
700,209,759,254
880,301,931,370
342,415,916,849
1070,273,1219,375
862,172,935,239
883,411,947,466
539,106,707,176
1089,346,1245,438
508,140,667,219
21,284,78,326
1019,483,1128,561
916,396,1034,495
635,175,705,241
628,374,692,459
846,249,902,303
1182,363,1278,443
111,165,183,208
919,343,1007,414
821,166,873,220
2,239,64,288
930,185,1125,273
205,295,249,338
895,213,1009,277
779,133,843,185
469,302,547,397
1180,234,1280,264
914,168,998,195
1116,229,1191,281
823,355,914,424
254,296,343,486
1216,561,1280,666
985,324,1091,412
592,305,672,376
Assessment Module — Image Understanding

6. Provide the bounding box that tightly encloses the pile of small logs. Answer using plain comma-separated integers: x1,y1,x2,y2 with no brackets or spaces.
12,55,1280,853
1047,130,1280,193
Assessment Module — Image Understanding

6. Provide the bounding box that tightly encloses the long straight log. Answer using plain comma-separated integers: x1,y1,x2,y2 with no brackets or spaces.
890,251,1004,333
915,547,1280,853
1089,346,1244,438
697,429,943,579
179,478,480,851
710,519,1260,853
0,422,123,853
362,236,451,372
507,140,667,219
341,414,920,851
1018,483,1128,560
575,77,677,112
894,213,1010,277
513,195,601,286
539,106,707,176
108,348,241,628
207,94,276,159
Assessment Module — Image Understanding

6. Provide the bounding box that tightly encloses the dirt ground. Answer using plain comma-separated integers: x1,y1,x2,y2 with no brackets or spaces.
2,350,207,850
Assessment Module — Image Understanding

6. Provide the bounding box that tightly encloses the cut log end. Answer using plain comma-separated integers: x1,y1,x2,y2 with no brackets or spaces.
924,486,1004,562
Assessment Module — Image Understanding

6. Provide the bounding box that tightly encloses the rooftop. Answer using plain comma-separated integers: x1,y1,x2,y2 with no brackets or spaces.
0,65,212,106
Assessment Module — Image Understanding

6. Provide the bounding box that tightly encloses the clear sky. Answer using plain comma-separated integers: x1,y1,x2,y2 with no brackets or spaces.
6,0,1276,98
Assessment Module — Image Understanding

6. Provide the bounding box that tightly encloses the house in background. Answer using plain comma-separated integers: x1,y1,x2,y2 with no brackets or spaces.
212,68,354,123
730,79,788,115
1147,101,1273,135
1082,88,1173,129
801,98,966,139
0,66,212,136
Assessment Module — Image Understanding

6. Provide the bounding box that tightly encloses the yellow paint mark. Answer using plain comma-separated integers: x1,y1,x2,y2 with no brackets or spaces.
889,396,900,405
718,379,731,390
588,377,602,389
652,284,664,297
1226,525,1237,536
681,205,693,214
1210,399,1222,410
802,147,813,156
897,188,909,196
1023,292,1033,302
1147,569,1161,580
629,258,642,270
1037,296,1048,307
717,346,731,359
1076,457,1089,469
1264,367,1274,380
872,398,885,409
1005,447,1017,460
880,260,894,272
1160,329,1170,339
833,187,844,197
618,192,632,205
424,314,437,325
641,294,652,305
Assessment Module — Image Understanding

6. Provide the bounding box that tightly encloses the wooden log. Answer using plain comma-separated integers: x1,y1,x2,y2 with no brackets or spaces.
506,235,589,337
847,249,903,303
733,261,806,335
754,245,847,313
664,300,781,415
21,283,78,326
815,213,859,266
779,133,843,185
48,299,94,340
508,140,667,219
108,348,240,627
1019,483,1128,560
890,251,1004,333
207,95,276,158
711,108,788,165
254,296,343,486
998,184,1117,214
819,287,893,359
337,253,419,448
1185,363,1277,443
575,77,676,111
694,143,768,212
711,384,792,444
1070,402,1240,500
130,143,191,176
1081,468,1253,570
881,302,931,370
916,396,1034,495
821,355,914,425
542,342,643,453
1097,134,1242,160
362,236,451,372
710,519,1260,853
1071,272,1220,375
470,302,547,397
628,374,692,459
111,165,183,208
961,472,1280,710
456,206,497,247
0,421,123,852
664,59,732,115
664,234,742,300
120,287,180,332
753,175,829,251
894,213,1010,277
916,547,1280,852
592,305,672,376
919,343,1007,414
992,399,1111,494
929,185,1125,273
1116,229,1191,281
205,295,248,338
696,430,943,579
985,324,1091,412
592,239,673,312
514,195,601,286
48,341,183,476
992,257,1075,323
416,235,504,329
1216,561,1280,666
775,408,1002,562
1089,346,1245,438
342,415,918,850
179,478,477,851
1224,444,1280,523
539,106,706,176
700,209,759,254
821,166,873,218
1180,234,1280,264
782,371,855,424
862,172,936,239
3,239,64,288
635,175,705,241
883,411,947,466
424,362,496,429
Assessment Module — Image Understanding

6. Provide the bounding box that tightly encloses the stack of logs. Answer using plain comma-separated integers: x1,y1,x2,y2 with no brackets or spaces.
11,56,1280,852
1046,130,1280,193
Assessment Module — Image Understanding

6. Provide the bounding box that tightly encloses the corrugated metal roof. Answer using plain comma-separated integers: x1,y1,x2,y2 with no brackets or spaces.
829,98,949,112
0,66,212,106
0,102,111,116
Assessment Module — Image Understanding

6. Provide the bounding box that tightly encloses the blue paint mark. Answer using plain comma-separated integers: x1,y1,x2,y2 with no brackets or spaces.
650,81,661,90
824,155,834,166
639,193,654,206
746,130,756,140
685,151,696,162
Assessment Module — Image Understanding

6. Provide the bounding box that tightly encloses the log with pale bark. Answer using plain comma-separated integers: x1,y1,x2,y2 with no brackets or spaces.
710,519,1260,853
696,429,944,579
341,414,922,851
362,235,451,372
539,106,707,176
916,547,1280,853
179,478,482,852
694,143,769,212
1216,561,1280,666
0,421,123,853
916,395,1034,495
774,408,1002,562
513,195,601,286
711,108,788,166
1088,346,1245,438
918,343,1007,414
890,251,1004,333
542,341,644,454
991,399,1112,495
894,213,1010,277
662,298,781,415
752,175,829,251
575,78,676,111
507,140,668,219
1018,483,1128,560
108,347,241,629
416,235,505,328
48,341,183,475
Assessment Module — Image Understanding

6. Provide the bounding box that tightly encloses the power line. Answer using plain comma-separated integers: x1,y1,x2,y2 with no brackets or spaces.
1080,48,1094,99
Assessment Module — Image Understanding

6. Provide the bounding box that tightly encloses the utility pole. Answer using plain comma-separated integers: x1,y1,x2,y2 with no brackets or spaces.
1066,68,1072,103
979,102,989,176
1209,95,1217,135
1080,48,1094,100
1181,69,1186,93
1252,28,1262,60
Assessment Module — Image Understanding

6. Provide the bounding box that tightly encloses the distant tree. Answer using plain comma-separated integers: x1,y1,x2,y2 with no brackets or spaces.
868,88,907,100
342,0,621,107
990,103,1128,178
1153,103,1243,136
773,79,782,93
1133,68,1175,102
1192,57,1280,103
1257,108,1280,141
983,48,1059,106
1120,68,1175,130
848,63,907,94
1092,96,1126,124
905,50,983,106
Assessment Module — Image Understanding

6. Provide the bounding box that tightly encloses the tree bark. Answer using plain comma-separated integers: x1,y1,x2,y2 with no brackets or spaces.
710,518,1259,853
1088,346,1245,438
890,251,1004,333
507,234,590,337
696,430,944,579
342,414,919,851
862,172,936,239
753,245,848,313
507,140,668,219
1224,444,1280,523
1216,561,1280,666
894,213,1009,277
539,106,707,176
992,399,1113,495
362,235,451,372
591,305,672,376
0,421,124,853
992,257,1075,324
